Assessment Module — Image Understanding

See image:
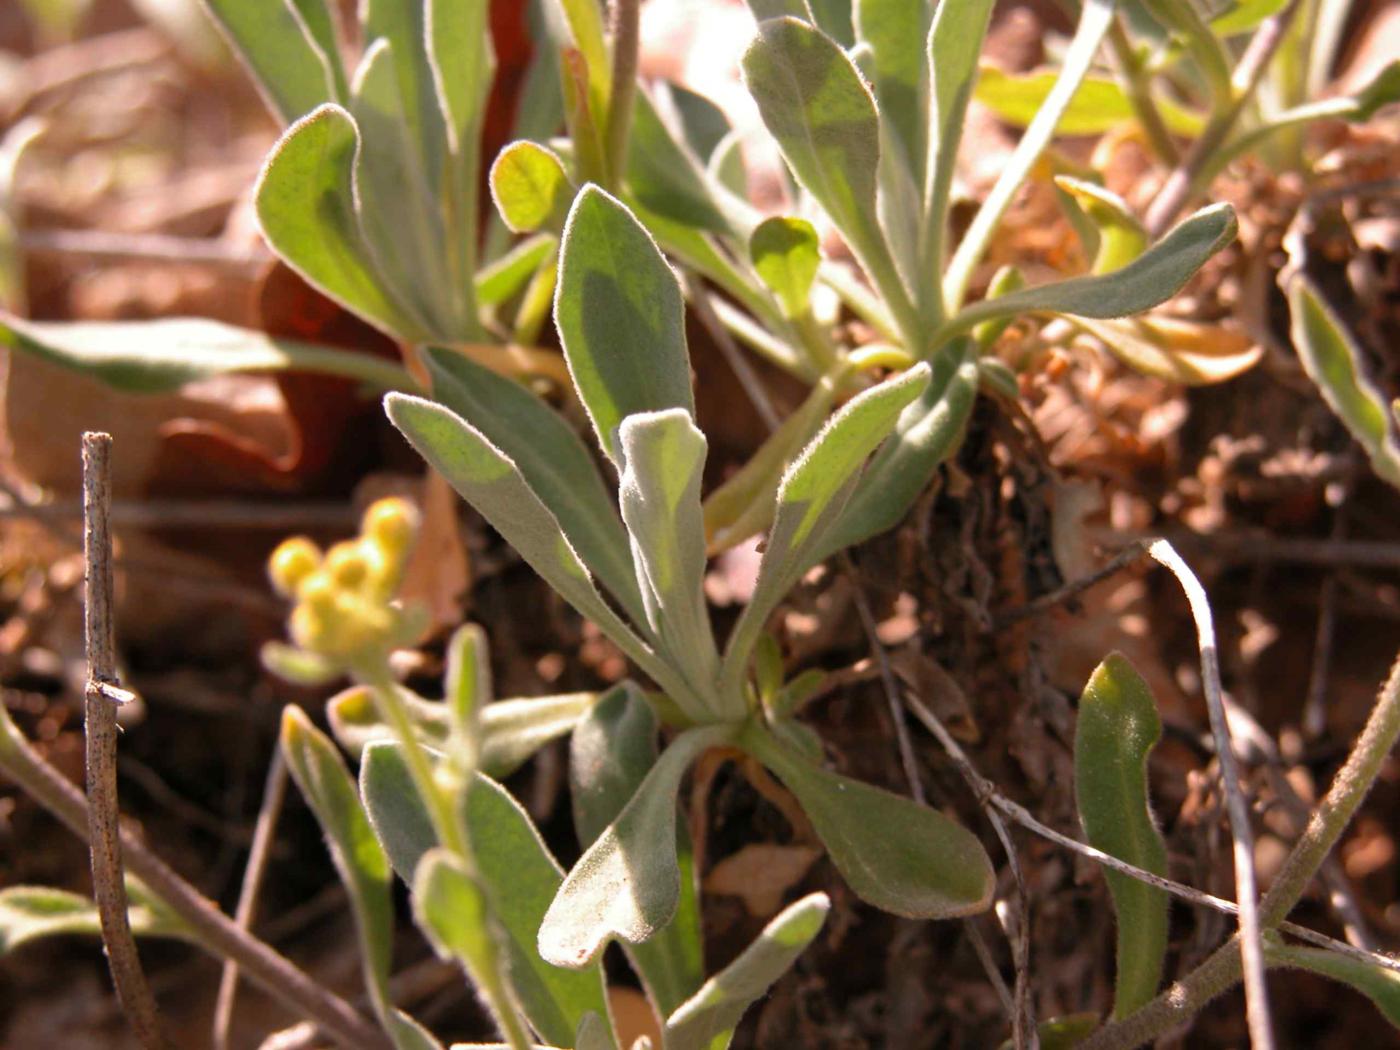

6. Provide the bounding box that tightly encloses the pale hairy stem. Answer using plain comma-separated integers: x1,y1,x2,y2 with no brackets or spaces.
604,0,640,190
81,433,168,1050
0,704,387,1049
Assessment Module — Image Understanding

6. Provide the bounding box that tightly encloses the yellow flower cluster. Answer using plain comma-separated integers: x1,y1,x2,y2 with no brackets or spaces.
268,498,420,661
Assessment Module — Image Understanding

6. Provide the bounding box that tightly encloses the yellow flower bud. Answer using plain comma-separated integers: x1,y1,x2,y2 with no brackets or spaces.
297,571,338,612
289,604,328,650
268,537,322,597
325,541,372,590
363,498,419,558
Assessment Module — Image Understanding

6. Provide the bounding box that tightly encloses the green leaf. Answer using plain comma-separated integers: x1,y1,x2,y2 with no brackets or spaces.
703,373,838,551
1210,0,1288,37
1070,315,1262,385
570,684,704,1016
617,410,722,708
750,217,821,318
254,104,425,340
626,90,731,234
427,0,494,155
421,346,645,624
539,724,735,968
1074,653,1169,1018
0,881,191,954
997,1014,1100,1050
943,0,1118,310
946,203,1238,338
202,0,340,122
1264,940,1400,1029
742,18,887,302
475,233,557,307
491,141,572,233
330,682,599,778
385,394,703,717
722,365,931,686
555,186,695,464
1053,176,1148,275
1351,60,1400,122
854,0,928,184
361,740,438,883
466,773,615,1047
663,892,829,1050
973,67,1204,137
349,39,454,336
281,707,440,1050
1287,275,1400,490
924,0,996,278
743,724,994,918
822,339,978,553
361,0,448,200
0,312,414,394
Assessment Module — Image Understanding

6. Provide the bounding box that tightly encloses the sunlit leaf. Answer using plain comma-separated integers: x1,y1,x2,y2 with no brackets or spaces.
626,90,730,234
255,105,425,340
554,186,695,464
491,141,572,233
947,203,1238,337
1287,275,1400,490
1071,314,1262,385
1265,939,1400,1029
663,893,829,1050
202,0,341,122
854,0,929,183
570,684,704,1015
1075,653,1169,1018
974,67,1204,136
539,725,735,969
0,881,191,955
0,312,414,394
743,724,994,919
750,217,821,318
1054,176,1147,275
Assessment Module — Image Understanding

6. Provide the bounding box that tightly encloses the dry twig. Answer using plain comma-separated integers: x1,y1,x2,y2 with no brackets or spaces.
81,432,168,1050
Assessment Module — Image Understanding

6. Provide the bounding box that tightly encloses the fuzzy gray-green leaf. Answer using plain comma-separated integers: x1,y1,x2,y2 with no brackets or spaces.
421,346,646,623
744,724,994,918
1287,275,1400,491
540,724,734,969
465,773,614,1046
555,186,695,464
491,141,572,233
0,881,191,955
617,410,721,705
202,0,340,122
1265,940,1400,1029
0,312,414,394
742,18,884,283
281,708,440,1050
750,216,821,318
854,0,929,184
570,683,704,1015
822,339,978,553
722,365,930,686
1074,653,1169,1018
255,104,424,340
664,892,829,1050
947,203,1238,338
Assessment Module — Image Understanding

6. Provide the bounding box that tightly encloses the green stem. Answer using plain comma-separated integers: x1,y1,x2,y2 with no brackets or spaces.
1106,18,1179,165
1082,651,1400,1049
358,664,464,857
510,242,559,346
603,0,640,191
1140,0,1233,112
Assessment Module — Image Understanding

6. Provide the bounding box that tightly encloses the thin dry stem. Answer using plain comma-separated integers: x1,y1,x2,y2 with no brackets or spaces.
1148,540,1273,1049
213,749,289,1050
82,432,168,1050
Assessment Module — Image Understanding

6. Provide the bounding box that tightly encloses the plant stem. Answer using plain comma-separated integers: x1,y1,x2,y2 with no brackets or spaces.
213,748,288,1050
1081,650,1400,1049
1106,18,1179,165
1144,1,1303,237
359,665,465,856
603,0,640,191
0,703,385,1049
81,433,168,1050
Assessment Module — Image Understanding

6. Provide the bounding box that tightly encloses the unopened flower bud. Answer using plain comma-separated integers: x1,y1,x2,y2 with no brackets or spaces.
363,498,419,558
268,537,321,597
325,541,372,590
